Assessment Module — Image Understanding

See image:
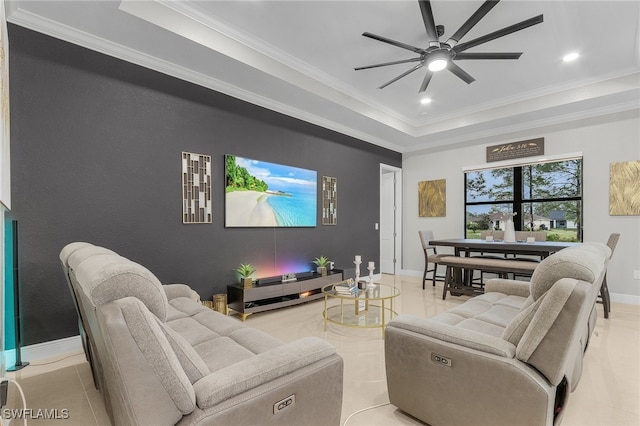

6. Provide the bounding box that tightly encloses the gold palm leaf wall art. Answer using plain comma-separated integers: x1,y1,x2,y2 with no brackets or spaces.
609,161,640,215
418,179,446,217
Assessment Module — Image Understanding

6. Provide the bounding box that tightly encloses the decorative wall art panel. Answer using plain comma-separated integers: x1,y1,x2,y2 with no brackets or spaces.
182,152,212,223
418,179,446,217
322,176,337,225
609,160,640,216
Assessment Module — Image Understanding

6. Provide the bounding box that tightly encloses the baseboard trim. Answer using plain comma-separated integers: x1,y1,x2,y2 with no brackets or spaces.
400,269,424,278
4,335,83,365
610,292,640,305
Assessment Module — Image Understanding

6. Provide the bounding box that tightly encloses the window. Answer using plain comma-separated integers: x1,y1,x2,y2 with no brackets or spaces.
465,158,582,242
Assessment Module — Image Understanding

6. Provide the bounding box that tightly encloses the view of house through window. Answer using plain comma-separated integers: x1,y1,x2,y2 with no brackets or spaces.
465,158,583,242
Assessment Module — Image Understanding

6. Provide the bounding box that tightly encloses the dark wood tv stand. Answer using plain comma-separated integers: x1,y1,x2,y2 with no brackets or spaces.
227,270,344,321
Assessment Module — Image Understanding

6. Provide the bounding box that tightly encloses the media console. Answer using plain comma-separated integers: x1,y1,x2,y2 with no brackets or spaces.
227,270,344,321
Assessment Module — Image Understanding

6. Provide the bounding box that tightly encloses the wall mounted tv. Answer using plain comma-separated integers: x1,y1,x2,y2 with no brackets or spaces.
225,155,317,227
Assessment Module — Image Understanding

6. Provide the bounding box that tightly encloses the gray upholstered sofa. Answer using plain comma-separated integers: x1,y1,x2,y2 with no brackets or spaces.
60,242,343,426
385,242,610,426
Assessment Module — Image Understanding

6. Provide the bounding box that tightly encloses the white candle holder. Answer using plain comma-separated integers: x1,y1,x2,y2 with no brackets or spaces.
367,265,376,289
354,260,361,288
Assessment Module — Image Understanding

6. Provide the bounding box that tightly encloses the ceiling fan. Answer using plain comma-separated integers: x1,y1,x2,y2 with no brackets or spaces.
355,0,543,93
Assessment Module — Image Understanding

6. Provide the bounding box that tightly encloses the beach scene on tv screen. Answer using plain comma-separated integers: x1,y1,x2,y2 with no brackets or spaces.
225,155,317,227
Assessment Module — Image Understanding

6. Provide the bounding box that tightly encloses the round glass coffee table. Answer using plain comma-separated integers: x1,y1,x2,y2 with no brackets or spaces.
322,282,400,338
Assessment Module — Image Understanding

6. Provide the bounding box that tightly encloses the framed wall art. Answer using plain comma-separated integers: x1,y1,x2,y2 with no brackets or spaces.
322,176,337,225
609,160,640,216
182,152,212,224
418,179,446,217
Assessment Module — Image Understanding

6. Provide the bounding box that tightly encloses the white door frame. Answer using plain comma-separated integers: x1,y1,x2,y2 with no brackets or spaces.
380,164,402,275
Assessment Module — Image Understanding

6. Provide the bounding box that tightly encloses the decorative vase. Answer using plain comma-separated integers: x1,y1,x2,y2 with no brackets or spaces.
213,294,227,314
317,266,327,276
242,277,253,288
504,219,516,242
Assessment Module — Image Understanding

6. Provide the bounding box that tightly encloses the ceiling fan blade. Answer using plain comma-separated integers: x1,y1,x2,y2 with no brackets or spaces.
453,14,544,53
362,32,426,54
419,70,433,93
378,63,424,89
418,0,440,47
446,1,499,47
447,62,475,84
355,57,422,71
454,52,522,60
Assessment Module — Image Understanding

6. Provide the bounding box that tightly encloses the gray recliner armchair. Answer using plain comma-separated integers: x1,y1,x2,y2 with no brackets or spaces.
385,242,610,426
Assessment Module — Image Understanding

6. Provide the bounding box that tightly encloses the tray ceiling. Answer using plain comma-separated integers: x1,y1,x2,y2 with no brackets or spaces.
6,1,640,153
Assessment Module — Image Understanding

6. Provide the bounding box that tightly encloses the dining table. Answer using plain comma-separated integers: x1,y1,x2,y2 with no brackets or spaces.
429,238,581,258
428,238,582,295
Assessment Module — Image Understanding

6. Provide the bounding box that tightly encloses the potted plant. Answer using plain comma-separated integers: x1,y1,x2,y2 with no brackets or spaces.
312,256,331,276
236,263,256,288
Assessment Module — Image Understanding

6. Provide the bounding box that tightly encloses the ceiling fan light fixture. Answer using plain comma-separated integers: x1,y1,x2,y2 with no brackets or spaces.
563,52,580,62
427,58,448,72
356,1,544,92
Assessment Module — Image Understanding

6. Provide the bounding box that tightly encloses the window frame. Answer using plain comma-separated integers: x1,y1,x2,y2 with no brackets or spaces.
464,157,583,241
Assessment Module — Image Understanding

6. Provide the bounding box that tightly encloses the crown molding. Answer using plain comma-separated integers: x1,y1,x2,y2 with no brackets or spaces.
119,0,417,136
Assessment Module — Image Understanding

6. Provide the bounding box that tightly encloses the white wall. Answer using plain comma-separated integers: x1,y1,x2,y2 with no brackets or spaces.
402,111,640,302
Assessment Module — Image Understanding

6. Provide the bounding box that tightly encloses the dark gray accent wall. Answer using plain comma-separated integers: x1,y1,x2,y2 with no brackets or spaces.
8,25,401,346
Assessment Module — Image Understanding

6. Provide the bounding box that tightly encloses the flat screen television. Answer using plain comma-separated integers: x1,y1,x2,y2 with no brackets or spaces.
225,155,317,227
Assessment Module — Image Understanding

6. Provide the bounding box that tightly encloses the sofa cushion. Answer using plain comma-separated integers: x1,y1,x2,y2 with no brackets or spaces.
528,245,607,301
74,256,169,321
157,319,211,384
115,297,195,414
501,293,547,346
516,278,578,362
430,292,527,337
66,245,120,271
59,242,94,268
192,337,336,409
387,315,517,357
164,284,200,301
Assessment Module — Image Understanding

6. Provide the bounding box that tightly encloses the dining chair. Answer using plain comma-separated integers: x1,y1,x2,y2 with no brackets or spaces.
480,230,504,240
473,231,507,285
515,231,547,242
599,233,620,319
508,231,548,279
418,230,447,289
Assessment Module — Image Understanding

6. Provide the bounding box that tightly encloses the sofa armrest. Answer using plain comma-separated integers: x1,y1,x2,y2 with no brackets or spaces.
193,337,337,409
163,284,200,302
485,278,531,297
387,315,516,358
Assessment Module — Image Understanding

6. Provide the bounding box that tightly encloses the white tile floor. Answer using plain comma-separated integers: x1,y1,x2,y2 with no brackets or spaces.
4,274,639,425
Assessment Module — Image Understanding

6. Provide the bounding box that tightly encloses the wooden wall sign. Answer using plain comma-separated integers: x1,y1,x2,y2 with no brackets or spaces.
486,138,544,162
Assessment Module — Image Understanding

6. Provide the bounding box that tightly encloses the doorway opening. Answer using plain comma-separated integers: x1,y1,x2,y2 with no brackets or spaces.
380,164,402,275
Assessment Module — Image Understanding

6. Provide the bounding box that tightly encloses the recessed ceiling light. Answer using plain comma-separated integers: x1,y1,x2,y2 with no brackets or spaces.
563,52,579,62
420,97,432,105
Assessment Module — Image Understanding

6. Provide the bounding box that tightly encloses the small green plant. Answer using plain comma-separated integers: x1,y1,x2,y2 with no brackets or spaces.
312,256,331,268
235,263,256,278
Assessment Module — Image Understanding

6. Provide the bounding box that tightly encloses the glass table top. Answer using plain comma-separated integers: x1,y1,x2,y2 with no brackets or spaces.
322,282,400,300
